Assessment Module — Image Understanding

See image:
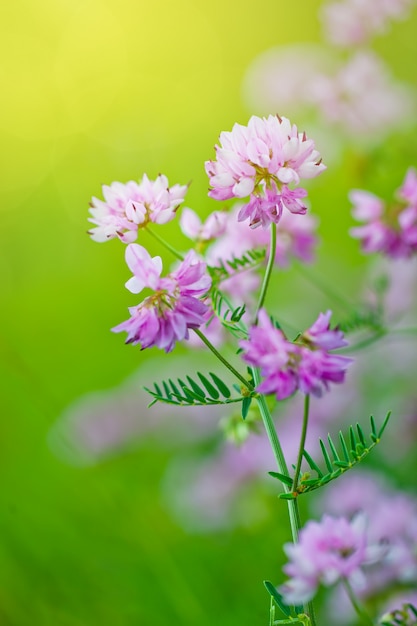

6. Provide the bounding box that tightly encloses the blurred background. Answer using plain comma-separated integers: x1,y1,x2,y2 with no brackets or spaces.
1,0,417,624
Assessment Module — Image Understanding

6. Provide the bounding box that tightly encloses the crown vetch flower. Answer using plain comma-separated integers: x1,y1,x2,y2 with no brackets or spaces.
88,174,188,243
279,515,381,605
350,168,417,258
180,208,228,242
112,244,211,352
205,115,326,229
239,309,351,400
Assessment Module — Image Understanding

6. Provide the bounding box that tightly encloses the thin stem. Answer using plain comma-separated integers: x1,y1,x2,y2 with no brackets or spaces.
145,227,184,261
252,372,317,626
292,394,310,492
192,329,254,392
254,223,277,323
343,579,374,626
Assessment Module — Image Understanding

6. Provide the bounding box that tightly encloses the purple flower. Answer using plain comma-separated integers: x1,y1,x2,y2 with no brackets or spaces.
239,309,352,400
112,244,211,352
205,115,326,228
88,174,188,243
350,168,417,258
279,515,381,605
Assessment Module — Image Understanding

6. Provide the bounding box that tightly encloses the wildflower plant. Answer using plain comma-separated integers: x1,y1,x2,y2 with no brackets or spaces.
88,112,417,625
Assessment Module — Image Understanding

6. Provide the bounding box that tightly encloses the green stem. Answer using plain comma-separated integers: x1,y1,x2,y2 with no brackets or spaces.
292,395,310,492
145,227,184,261
254,223,276,323
192,329,254,392
343,579,374,626
252,372,317,626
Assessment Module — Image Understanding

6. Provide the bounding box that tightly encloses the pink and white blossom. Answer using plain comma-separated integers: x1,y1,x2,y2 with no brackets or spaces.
112,244,211,352
350,168,417,258
88,174,188,243
180,208,228,242
205,115,325,229
280,515,382,605
239,309,351,400
309,52,415,139
320,0,415,47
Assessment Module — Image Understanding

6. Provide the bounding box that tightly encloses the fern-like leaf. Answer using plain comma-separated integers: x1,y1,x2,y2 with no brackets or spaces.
208,247,266,286
145,371,256,409
276,413,391,499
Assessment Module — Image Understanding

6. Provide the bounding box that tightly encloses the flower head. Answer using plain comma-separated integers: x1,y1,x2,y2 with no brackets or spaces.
320,0,414,48
112,244,211,352
205,115,325,228
88,174,188,243
180,208,228,243
239,309,351,400
350,168,417,258
280,515,381,605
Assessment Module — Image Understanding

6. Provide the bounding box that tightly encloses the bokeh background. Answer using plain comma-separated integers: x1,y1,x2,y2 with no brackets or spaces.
1,0,417,624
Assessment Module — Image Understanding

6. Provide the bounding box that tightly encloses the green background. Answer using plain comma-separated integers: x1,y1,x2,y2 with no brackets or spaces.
1,1,417,624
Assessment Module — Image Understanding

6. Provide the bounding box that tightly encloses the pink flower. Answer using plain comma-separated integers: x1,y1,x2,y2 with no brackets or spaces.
303,310,348,351
88,174,188,243
309,52,414,138
112,244,211,352
205,115,325,228
320,0,414,47
318,472,417,600
239,309,351,400
350,168,417,258
180,208,228,242
279,515,381,605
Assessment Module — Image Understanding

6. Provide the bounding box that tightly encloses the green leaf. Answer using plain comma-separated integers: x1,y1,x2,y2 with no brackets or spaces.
349,425,357,451
263,581,291,617
269,471,293,487
356,423,366,446
378,411,391,438
169,379,181,397
339,431,350,462
333,460,350,469
294,414,391,496
197,372,219,399
241,396,252,419
279,492,296,500
210,372,231,398
186,376,206,400
370,415,377,438
319,439,333,472
327,434,340,462
302,449,323,477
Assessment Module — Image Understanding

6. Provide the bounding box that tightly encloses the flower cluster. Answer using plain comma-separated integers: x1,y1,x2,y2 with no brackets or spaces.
179,208,228,243
319,472,417,605
240,309,352,400
205,115,326,229
112,244,211,352
279,515,382,605
350,168,417,258
88,174,188,243
320,0,414,47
